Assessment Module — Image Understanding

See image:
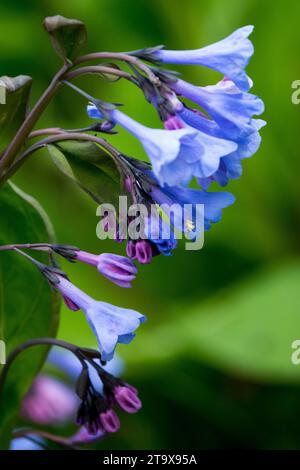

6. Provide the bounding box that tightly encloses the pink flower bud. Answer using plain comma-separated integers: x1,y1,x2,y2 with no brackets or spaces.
114,385,142,414
135,240,153,264
100,409,120,433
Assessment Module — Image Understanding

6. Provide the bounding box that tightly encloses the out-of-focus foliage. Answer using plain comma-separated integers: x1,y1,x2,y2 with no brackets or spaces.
0,183,60,448
0,75,32,153
1,0,300,449
47,140,122,206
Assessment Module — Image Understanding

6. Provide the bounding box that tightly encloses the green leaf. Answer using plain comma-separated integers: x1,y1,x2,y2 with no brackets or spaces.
0,183,60,449
43,15,87,62
98,63,122,82
124,263,300,385
47,140,123,207
0,75,32,153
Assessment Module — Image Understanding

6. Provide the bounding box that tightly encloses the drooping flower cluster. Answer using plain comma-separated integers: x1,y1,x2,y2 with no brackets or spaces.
12,347,141,449
83,25,265,264
103,157,236,261
3,24,265,449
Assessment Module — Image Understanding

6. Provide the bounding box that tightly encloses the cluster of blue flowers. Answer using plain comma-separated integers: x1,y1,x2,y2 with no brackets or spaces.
5,25,265,447
87,25,265,262
37,25,264,365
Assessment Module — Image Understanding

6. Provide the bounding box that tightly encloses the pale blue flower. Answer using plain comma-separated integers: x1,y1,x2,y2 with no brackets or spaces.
56,276,146,361
172,77,264,140
152,26,254,91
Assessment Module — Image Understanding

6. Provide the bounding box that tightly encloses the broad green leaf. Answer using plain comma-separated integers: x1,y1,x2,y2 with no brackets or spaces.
0,183,60,449
0,75,32,153
43,15,87,61
47,140,123,207
124,262,300,384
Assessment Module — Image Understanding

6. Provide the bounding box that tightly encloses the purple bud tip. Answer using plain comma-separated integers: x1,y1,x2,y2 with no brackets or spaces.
164,115,185,130
62,295,80,311
135,240,153,264
100,409,120,433
97,253,137,288
126,240,137,259
114,385,142,414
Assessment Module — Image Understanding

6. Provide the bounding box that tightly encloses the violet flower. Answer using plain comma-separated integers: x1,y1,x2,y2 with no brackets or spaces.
172,77,264,140
88,104,237,185
163,113,237,181
56,275,146,361
75,251,137,288
151,25,254,91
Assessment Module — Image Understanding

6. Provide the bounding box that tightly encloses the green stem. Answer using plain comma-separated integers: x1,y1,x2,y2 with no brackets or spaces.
4,132,122,182
64,65,134,82
0,63,72,180
0,338,85,396
29,128,64,139
0,243,52,252
74,52,160,85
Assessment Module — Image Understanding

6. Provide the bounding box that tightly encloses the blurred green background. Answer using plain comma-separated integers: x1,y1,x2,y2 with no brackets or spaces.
2,0,300,449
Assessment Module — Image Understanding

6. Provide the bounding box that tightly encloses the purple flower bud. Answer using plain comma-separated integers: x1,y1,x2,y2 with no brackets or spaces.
99,409,120,433
126,240,137,259
135,240,153,264
97,253,137,288
114,385,142,414
76,251,137,288
164,115,185,130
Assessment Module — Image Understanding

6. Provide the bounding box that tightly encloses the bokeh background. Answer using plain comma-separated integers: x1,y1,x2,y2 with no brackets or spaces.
2,0,300,449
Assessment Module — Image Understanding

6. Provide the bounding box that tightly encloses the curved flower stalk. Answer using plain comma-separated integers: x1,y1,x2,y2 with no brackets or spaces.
146,25,254,91
0,244,138,288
